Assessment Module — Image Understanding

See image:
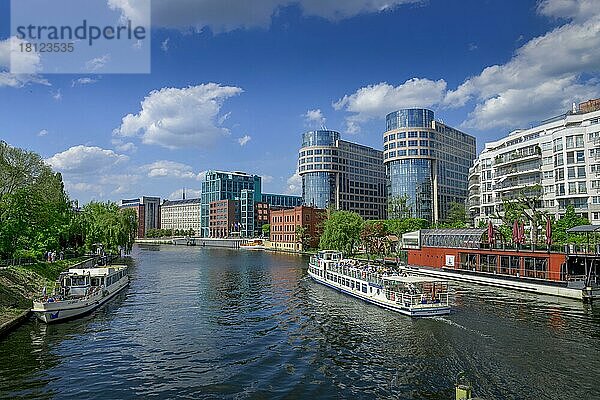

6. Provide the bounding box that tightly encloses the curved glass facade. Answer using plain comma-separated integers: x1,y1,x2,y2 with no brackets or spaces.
387,159,433,221
386,109,434,131
302,130,339,147
302,172,336,209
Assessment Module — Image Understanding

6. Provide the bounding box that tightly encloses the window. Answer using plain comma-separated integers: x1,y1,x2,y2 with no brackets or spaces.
555,154,564,167
541,141,552,151
568,167,576,179
578,181,587,194
408,140,418,146
566,152,575,164
578,166,586,178
408,131,418,138
577,150,585,163
553,138,563,152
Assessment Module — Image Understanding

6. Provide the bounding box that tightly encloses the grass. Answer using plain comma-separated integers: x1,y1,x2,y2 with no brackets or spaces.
16,257,89,282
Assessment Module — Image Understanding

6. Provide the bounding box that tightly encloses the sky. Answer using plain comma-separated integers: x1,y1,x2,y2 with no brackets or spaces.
1,0,600,204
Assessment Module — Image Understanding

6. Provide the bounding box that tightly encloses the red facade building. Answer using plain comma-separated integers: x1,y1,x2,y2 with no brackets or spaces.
270,206,326,251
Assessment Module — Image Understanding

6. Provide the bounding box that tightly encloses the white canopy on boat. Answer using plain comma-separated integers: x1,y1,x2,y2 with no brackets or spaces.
383,275,444,284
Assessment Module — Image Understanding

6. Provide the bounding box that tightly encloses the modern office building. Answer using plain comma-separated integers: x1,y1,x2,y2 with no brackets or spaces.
200,170,262,237
209,199,240,238
120,196,161,238
270,205,326,251
469,99,600,225
298,130,386,219
383,108,476,224
160,198,201,234
261,193,302,208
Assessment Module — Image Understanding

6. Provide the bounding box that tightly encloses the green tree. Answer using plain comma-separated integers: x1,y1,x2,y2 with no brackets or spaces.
496,185,545,244
384,218,429,237
361,220,387,258
442,201,467,228
0,141,73,259
319,211,364,256
553,205,589,245
79,202,137,254
261,224,270,238
295,225,311,250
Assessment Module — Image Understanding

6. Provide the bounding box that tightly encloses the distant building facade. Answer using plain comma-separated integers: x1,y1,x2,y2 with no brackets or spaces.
261,193,302,208
469,99,600,225
120,196,161,238
383,108,476,224
160,198,201,234
201,170,262,237
270,205,326,251
209,199,240,238
298,130,386,220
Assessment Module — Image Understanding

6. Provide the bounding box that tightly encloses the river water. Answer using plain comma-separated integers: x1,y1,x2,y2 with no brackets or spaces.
1,245,599,399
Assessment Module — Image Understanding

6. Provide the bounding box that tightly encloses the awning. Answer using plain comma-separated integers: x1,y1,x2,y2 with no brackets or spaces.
566,225,600,233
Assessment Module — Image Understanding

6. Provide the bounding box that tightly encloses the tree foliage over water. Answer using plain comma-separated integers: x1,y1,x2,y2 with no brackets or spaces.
0,141,137,259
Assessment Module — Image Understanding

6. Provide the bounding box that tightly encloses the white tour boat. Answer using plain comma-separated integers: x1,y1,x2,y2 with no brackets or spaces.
32,265,129,323
308,250,451,317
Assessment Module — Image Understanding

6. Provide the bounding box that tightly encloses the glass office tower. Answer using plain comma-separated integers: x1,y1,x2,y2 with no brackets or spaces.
383,108,476,223
200,171,262,237
298,130,386,219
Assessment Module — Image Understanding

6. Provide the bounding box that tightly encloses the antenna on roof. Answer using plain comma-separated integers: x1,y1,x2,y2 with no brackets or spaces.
183,187,186,200
572,102,577,114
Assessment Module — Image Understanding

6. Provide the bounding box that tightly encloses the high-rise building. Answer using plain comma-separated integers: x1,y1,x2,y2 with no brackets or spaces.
200,170,262,237
160,198,201,234
469,99,600,225
120,196,161,237
297,130,386,219
383,108,476,223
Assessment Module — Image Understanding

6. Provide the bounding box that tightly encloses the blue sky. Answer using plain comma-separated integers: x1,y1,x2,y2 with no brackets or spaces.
1,0,599,203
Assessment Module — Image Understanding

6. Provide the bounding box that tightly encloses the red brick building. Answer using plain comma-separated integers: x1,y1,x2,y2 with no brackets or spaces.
209,200,240,238
270,206,326,251
255,202,270,236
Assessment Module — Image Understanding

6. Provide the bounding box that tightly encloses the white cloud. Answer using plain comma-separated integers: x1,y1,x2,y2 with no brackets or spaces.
52,89,62,101
168,188,202,200
109,0,421,32
237,135,252,146
114,83,243,149
142,160,205,180
333,78,447,132
72,77,98,87
537,0,600,22
0,37,49,88
85,54,111,72
111,138,137,152
261,175,274,184
161,38,170,52
286,171,302,195
38,129,48,137
304,108,326,128
444,5,600,129
46,145,128,174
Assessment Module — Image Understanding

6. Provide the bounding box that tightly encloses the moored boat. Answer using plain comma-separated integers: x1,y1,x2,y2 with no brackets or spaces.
401,228,600,301
32,265,129,323
308,250,451,317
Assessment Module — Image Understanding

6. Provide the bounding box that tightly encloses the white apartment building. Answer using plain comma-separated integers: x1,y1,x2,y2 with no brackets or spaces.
160,198,201,234
469,99,600,225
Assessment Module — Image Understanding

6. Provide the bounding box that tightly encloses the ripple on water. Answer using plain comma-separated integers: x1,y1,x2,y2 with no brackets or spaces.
1,246,600,399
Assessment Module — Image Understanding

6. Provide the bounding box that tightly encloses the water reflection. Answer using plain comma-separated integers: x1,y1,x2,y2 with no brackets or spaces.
0,245,599,399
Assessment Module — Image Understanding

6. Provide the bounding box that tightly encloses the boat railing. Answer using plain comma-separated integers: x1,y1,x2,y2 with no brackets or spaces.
384,289,449,308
